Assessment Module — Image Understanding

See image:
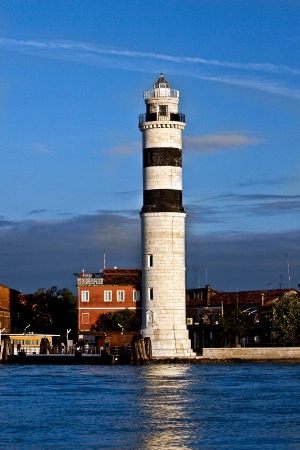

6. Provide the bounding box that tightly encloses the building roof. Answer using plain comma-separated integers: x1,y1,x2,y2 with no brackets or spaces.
186,287,298,308
154,73,170,89
0,283,20,294
103,268,142,286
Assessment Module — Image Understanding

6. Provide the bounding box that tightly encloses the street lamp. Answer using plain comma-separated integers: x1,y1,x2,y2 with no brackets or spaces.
202,317,205,354
118,323,124,346
24,324,30,334
66,328,71,353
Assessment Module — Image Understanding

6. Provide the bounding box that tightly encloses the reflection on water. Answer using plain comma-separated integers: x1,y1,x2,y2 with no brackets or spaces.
138,365,194,449
1,363,300,449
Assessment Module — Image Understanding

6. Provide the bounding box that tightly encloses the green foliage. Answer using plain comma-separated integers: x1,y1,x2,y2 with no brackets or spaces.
91,309,141,332
18,286,77,336
219,308,253,346
272,293,300,345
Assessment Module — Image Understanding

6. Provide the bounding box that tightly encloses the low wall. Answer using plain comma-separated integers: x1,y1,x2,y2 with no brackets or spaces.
104,331,137,347
202,347,300,360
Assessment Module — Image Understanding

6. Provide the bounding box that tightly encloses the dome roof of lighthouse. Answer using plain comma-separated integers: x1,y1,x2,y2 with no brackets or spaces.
154,73,170,89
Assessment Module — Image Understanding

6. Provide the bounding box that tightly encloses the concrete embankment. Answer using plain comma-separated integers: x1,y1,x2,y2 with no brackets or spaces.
201,347,300,361
150,347,300,363
4,347,300,365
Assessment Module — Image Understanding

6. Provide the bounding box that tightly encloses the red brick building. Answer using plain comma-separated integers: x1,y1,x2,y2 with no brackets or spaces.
77,268,142,332
0,283,20,332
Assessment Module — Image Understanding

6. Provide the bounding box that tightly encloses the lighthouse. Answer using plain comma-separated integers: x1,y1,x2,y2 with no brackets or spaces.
139,74,194,357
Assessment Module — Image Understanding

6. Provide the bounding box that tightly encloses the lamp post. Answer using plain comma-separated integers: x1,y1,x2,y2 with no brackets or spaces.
283,315,286,347
24,324,30,334
66,328,71,353
202,317,205,355
118,323,124,346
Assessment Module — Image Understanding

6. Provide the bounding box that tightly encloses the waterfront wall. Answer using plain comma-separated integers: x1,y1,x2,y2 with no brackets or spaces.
202,347,300,360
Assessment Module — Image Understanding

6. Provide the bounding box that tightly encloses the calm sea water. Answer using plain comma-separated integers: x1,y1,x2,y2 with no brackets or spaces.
0,362,300,449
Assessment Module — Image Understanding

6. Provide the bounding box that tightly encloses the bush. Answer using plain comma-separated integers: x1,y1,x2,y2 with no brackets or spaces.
91,309,141,332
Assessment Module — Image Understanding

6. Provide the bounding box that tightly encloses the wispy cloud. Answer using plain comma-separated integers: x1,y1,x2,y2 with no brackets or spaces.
32,143,50,154
248,200,300,215
184,133,263,154
1,37,300,100
185,193,300,232
1,38,300,75
214,193,300,202
197,74,300,101
237,175,300,188
27,209,48,216
101,141,140,155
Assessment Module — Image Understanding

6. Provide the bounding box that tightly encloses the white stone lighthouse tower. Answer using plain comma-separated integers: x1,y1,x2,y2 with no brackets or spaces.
139,74,194,357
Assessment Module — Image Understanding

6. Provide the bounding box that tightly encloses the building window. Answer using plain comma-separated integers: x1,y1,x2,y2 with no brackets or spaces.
133,290,141,302
104,290,112,302
149,288,153,300
148,254,153,267
82,313,89,325
81,291,89,302
117,290,125,302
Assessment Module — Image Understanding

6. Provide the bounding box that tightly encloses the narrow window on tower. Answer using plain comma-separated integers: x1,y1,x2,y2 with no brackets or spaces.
149,288,153,300
148,254,153,267
159,105,167,117
147,149,154,165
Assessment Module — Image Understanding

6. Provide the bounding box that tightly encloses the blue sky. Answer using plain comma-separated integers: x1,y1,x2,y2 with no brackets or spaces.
1,0,300,293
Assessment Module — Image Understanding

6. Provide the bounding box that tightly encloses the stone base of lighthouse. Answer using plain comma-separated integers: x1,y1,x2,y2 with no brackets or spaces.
141,327,195,358
140,212,195,358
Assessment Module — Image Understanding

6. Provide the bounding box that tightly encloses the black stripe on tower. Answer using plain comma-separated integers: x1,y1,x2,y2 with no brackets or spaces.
143,148,182,168
141,189,185,213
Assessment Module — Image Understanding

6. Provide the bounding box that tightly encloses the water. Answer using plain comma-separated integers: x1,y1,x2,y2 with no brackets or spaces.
1,363,300,449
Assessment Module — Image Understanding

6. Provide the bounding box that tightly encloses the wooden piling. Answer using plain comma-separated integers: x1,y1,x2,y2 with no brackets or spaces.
0,336,11,363
130,335,151,365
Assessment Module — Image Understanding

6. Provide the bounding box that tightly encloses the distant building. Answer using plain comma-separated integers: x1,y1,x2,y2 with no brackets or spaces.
186,285,299,350
186,284,298,325
76,268,142,332
0,283,20,332
186,285,298,325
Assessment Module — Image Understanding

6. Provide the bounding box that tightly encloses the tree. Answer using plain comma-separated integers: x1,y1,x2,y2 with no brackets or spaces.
91,309,141,332
272,293,300,345
219,308,253,346
17,286,77,337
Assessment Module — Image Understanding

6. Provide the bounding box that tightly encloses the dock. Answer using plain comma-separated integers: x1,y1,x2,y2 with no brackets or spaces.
6,353,122,365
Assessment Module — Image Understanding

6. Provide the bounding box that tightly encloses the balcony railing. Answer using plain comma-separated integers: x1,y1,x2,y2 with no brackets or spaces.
139,112,185,125
77,277,103,286
144,88,179,99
